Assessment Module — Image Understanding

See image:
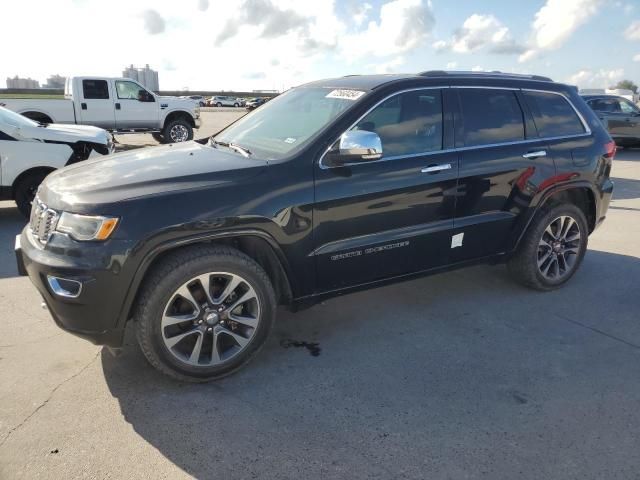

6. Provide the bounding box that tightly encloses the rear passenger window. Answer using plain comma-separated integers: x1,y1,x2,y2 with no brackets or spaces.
523,91,585,138
353,89,443,157
459,89,524,146
82,80,109,100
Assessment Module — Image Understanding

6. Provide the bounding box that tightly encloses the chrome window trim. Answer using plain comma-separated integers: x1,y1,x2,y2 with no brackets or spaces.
521,88,592,136
318,85,593,170
319,86,447,170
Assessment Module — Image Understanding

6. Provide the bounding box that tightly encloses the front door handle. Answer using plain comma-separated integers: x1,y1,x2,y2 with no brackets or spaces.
522,150,547,159
115,103,121,110
421,163,452,173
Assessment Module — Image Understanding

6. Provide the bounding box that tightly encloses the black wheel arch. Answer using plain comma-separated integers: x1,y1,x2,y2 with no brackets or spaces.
116,230,295,330
163,110,196,129
510,182,598,252
11,166,56,198
21,111,54,124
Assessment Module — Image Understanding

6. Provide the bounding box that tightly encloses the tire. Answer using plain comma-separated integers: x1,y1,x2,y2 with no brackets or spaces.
14,170,51,218
507,203,588,291
151,133,164,143
233,103,239,107
216,102,222,107
135,245,277,382
161,118,193,143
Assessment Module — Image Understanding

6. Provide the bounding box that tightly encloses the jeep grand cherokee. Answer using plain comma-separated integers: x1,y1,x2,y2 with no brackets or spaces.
16,71,615,381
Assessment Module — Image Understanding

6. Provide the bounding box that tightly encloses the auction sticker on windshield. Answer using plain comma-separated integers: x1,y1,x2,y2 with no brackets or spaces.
325,89,365,101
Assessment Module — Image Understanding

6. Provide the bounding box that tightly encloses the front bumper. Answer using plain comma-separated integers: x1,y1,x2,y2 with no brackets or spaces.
15,228,131,347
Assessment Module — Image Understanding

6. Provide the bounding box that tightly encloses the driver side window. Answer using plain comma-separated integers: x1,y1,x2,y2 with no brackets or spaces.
116,81,145,100
620,99,639,114
353,89,443,158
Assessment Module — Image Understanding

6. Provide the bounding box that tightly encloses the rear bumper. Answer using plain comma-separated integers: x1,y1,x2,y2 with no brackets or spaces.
16,228,130,347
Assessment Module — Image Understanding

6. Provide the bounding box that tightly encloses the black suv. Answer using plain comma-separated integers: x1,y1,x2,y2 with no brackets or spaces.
582,94,640,147
16,71,615,381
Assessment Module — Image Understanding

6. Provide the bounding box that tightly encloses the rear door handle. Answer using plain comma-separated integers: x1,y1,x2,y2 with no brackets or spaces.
421,163,452,173
81,103,87,110
522,150,547,159
115,103,121,110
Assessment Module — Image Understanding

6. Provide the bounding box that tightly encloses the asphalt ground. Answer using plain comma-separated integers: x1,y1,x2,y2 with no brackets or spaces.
0,115,639,479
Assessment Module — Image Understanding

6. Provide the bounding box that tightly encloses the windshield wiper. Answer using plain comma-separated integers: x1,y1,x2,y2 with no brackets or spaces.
229,143,252,157
210,139,252,157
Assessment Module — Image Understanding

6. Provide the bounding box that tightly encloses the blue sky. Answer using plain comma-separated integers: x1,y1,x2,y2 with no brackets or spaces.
2,0,640,91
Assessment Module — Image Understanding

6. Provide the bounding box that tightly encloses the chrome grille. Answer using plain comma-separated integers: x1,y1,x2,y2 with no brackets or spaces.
29,197,59,245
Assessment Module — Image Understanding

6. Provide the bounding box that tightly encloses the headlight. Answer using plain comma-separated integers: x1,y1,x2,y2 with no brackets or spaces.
56,212,119,241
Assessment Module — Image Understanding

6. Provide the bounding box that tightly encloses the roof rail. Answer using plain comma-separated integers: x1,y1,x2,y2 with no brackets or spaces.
418,70,553,82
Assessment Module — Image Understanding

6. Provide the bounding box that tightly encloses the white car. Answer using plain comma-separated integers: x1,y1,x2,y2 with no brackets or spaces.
0,106,113,217
0,77,201,143
209,96,243,107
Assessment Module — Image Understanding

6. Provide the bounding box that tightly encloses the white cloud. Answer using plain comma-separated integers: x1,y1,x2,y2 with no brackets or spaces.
342,0,435,58
435,14,524,55
371,56,405,74
140,9,166,35
624,20,640,40
446,61,458,69
633,53,640,62
566,68,624,88
471,65,484,72
519,0,603,62
352,2,373,27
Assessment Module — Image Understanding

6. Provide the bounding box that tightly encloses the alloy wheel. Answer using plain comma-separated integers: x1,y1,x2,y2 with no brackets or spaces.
537,215,582,281
161,272,261,367
169,124,189,142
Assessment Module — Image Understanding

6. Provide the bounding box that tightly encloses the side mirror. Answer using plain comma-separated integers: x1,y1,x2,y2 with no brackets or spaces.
138,90,155,102
325,130,383,167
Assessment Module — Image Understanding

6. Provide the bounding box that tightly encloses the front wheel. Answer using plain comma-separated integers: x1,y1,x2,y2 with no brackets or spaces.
508,203,588,291
233,103,239,107
135,246,276,382
14,170,51,218
162,119,193,143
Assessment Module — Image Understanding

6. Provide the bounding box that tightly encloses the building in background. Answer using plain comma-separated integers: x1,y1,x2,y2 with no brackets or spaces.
44,74,67,89
122,64,159,92
6,76,40,89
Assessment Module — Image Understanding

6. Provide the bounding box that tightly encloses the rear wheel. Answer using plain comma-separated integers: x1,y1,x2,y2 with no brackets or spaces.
216,102,222,107
135,246,276,382
162,118,193,143
14,170,51,218
508,203,588,290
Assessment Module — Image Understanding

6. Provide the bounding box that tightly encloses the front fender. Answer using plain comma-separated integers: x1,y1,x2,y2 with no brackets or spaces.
2,141,71,187
113,228,294,329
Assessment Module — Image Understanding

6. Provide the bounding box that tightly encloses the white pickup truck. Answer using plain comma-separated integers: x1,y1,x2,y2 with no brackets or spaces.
0,77,201,143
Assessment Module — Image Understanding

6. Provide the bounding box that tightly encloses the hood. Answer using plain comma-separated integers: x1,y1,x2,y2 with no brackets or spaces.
40,141,267,211
17,123,109,145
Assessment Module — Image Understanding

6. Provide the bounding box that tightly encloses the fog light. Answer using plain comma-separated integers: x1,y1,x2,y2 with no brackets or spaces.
47,275,82,298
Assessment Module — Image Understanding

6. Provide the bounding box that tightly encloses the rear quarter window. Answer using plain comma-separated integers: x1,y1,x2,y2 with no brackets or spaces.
523,91,585,138
458,89,525,147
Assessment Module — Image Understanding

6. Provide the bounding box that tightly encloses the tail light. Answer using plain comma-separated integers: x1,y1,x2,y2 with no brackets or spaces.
604,141,616,160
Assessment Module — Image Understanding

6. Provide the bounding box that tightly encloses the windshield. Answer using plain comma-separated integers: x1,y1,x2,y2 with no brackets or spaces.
212,87,366,160
0,107,39,128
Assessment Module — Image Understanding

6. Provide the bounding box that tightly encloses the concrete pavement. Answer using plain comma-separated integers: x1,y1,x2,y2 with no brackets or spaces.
0,136,639,479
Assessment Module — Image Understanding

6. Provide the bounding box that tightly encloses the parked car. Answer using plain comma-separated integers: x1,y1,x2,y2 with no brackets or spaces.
0,77,201,144
245,97,267,110
209,96,242,107
16,71,615,382
0,106,113,217
185,95,206,107
582,94,640,147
